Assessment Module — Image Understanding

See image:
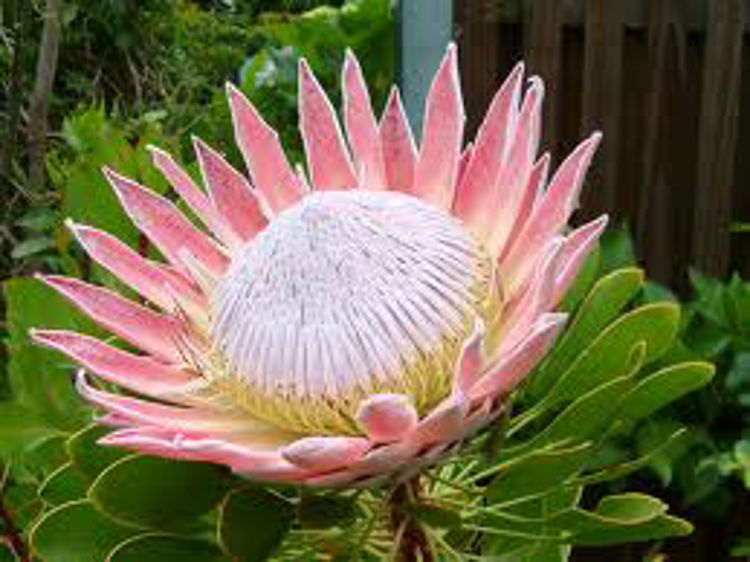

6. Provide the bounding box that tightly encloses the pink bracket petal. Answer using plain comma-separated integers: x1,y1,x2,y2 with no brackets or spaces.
193,136,270,242
148,145,236,246
553,214,609,305
38,275,182,363
343,49,387,190
413,43,465,209
483,77,545,257
281,436,371,472
299,59,357,189
470,313,568,402
226,83,305,211
67,220,205,315
501,132,602,293
379,87,417,191
413,392,468,448
356,393,419,443
104,167,229,277
453,317,486,394
31,329,192,396
453,61,524,224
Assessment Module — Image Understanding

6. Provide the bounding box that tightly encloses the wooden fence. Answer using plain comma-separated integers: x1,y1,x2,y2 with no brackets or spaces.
454,0,750,292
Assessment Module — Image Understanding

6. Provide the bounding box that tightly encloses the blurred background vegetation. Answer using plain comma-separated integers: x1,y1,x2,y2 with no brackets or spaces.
0,0,748,560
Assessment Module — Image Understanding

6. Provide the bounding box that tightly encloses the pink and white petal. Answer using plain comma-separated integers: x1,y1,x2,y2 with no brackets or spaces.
498,152,551,263
67,221,205,313
469,313,568,402
100,427,308,480
343,49,387,190
30,330,192,396
298,59,357,189
498,237,564,351
226,83,305,211
356,393,418,443
501,133,602,293
104,168,229,277
553,215,609,305
455,142,473,191
193,137,270,242
412,44,465,209
379,87,417,191
39,275,182,363
352,439,418,475
75,373,283,438
452,61,524,224
281,436,371,472
413,392,468,448
452,317,486,394
483,77,545,256
147,146,236,246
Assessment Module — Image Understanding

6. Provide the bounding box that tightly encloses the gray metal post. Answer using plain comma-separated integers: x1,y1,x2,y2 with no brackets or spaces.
397,0,453,139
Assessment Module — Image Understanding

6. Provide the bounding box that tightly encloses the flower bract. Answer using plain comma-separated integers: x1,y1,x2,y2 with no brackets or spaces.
32,44,607,487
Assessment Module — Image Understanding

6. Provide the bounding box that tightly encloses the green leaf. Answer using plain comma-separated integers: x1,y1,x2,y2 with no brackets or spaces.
482,486,581,558
559,245,601,313
106,534,230,562
486,442,592,505
297,494,356,529
594,493,666,521
29,500,134,562
523,375,639,453
11,237,55,259
537,303,680,412
218,487,294,561
571,514,693,546
615,361,715,431
482,493,691,547
38,463,89,505
600,226,637,272
21,435,69,479
90,455,229,530
577,428,691,485
530,268,644,400
67,424,128,480
4,278,97,430
0,403,65,460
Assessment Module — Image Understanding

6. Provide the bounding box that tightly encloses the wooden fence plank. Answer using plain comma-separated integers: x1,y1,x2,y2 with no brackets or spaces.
635,0,688,284
524,0,563,156
580,0,625,216
455,0,500,137
692,0,744,276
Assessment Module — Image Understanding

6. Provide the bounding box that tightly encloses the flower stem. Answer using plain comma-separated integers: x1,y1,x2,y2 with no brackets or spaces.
389,476,434,562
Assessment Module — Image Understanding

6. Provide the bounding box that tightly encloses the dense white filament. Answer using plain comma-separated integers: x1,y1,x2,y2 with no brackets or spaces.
211,190,481,399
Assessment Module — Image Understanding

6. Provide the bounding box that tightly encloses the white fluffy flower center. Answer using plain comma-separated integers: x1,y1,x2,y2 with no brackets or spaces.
211,190,483,407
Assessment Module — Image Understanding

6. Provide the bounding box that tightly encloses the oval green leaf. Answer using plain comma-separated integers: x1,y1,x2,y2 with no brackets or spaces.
67,424,129,480
486,443,592,505
29,500,134,562
615,361,716,432
539,303,680,412
531,268,644,399
90,455,229,529
39,463,89,505
106,534,230,562
219,487,293,561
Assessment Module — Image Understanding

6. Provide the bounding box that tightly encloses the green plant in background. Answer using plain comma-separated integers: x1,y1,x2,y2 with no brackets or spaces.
577,225,750,558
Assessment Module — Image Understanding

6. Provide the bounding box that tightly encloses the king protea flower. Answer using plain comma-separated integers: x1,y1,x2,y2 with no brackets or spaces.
31,45,607,487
